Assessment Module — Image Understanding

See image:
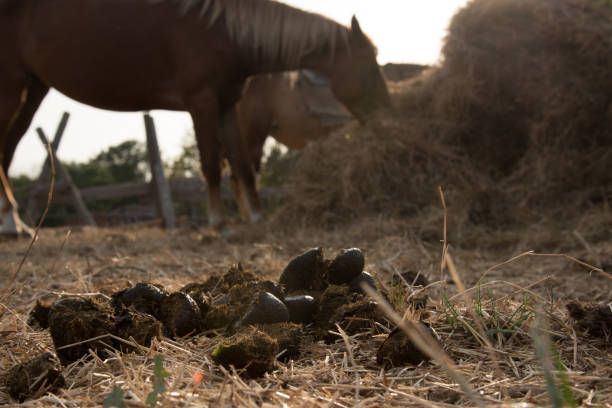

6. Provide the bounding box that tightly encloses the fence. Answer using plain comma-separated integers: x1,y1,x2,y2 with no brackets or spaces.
16,112,279,228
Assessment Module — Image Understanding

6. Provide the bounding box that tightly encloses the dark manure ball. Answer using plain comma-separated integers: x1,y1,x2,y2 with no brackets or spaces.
257,322,304,362
48,297,117,365
48,296,162,365
5,352,65,403
567,301,612,339
349,271,376,294
327,248,365,285
279,247,327,291
27,300,52,330
211,327,278,379
113,307,162,351
377,324,434,368
111,282,168,317
283,295,317,324
158,292,202,338
240,292,290,326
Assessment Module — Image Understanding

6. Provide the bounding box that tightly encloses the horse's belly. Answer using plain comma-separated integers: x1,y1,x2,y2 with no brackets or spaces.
24,47,185,111
46,78,185,112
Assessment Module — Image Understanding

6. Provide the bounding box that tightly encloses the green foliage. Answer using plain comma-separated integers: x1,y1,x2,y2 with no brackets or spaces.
64,161,114,189
66,140,147,189
103,386,126,408
442,284,533,344
259,144,299,187
146,355,171,408
167,137,299,187
16,140,149,226
442,289,480,337
387,282,409,312
10,174,36,190
95,140,147,183
532,310,577,408
167,137,200,179
211,344,224,358
553,344,578,408
442,285,577,406
502,295,532,332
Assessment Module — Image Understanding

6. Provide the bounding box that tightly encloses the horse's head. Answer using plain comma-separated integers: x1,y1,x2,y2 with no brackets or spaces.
328,17,392,122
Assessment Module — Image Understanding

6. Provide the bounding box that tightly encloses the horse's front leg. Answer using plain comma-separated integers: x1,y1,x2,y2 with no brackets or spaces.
0,75,34,237
228,171,251,222
219,108,264,223
186,90,225,229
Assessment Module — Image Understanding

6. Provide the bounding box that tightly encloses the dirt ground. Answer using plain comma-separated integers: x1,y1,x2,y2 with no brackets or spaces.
0,216,610,407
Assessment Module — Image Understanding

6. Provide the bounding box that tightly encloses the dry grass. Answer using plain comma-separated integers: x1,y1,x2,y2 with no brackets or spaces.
0,223,610,407
275,0,612,248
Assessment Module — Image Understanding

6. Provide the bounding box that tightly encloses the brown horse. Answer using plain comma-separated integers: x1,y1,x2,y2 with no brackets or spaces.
0,0,390,235
225,65,427,219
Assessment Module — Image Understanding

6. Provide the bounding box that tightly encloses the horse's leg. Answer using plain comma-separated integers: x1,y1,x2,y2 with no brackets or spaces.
1,78,48,237
3,77,49,173
0,75,30,236
218,108,264,223
226,104,271,222
186,90,225,229
219,110,251,222
229,171,250,221
250,133,267,174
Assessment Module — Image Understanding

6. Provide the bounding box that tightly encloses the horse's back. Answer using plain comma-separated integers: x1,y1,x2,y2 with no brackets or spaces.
5,0,242,112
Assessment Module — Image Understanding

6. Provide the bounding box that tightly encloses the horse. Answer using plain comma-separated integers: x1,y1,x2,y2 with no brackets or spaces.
224,64,427,220
0,0,391,236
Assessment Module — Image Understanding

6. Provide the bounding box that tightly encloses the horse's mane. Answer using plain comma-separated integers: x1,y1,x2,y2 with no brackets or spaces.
168,0,350,67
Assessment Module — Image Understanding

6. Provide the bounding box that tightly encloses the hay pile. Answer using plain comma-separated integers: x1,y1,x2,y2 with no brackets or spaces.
275,0,612,243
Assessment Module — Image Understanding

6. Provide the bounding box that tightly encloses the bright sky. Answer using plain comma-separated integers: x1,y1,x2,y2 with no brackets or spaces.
9,0,468,177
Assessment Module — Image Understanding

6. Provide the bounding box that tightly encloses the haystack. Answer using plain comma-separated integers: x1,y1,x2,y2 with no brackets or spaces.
274,0,612,243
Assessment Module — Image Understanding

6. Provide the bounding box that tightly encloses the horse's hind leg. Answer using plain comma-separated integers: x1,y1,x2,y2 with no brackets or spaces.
187,89,225,229
229,171,251,221
219,108,264,223
227,127,267,222
222,112,254,222
0,75,43,237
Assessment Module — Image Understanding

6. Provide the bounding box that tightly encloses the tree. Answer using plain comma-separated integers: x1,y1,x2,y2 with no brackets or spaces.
91,140,147,184
259,143,299,187
167,136,200,179
66,140,147,189
10,174,35,190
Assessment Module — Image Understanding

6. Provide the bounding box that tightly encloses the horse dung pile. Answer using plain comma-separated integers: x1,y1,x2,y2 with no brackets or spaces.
5,248,432,401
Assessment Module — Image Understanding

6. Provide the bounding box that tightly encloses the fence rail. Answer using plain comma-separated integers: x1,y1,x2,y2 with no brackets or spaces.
18,177,280,205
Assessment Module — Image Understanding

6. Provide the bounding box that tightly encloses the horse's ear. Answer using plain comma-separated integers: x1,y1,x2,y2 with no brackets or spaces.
351,15,364,37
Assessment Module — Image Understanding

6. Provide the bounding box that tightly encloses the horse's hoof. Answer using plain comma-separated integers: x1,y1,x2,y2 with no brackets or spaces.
0,225,35,240
20,225,36,239
1,211,35,239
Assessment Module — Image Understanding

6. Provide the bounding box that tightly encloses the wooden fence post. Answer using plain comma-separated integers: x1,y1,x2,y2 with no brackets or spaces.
26,112,70,221
144,113,176,229
36,128,97,227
